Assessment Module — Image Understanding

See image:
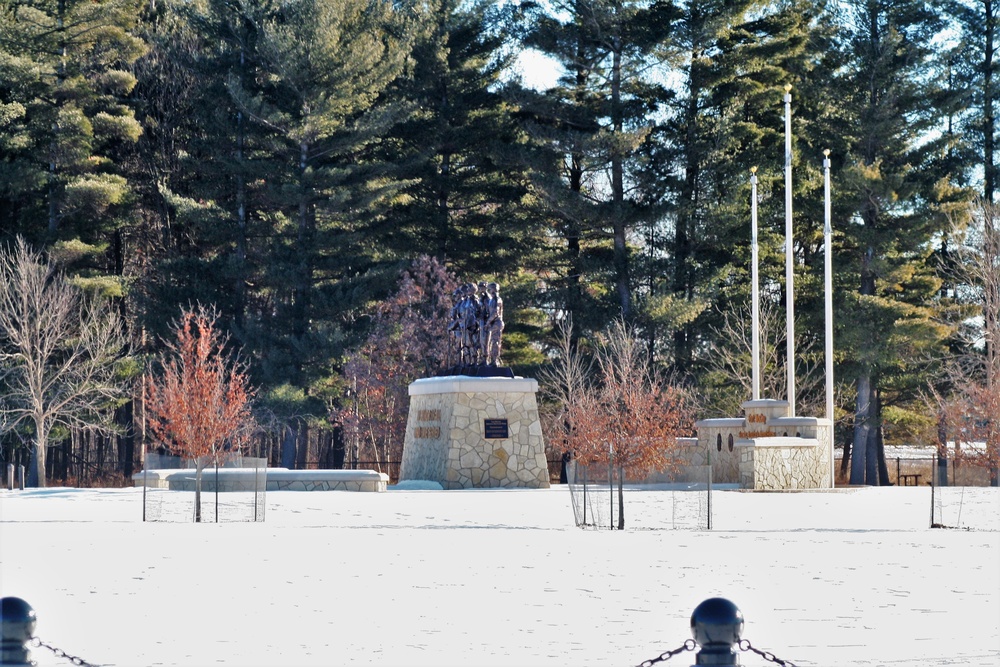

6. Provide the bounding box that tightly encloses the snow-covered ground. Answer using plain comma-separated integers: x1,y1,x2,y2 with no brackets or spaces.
1,485,998,667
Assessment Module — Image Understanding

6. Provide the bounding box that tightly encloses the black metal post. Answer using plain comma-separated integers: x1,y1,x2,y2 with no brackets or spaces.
690,597,743,666
5,464,12,492
706,450,712,531
930,453,936,527
16,466,24,491
1,597,36,666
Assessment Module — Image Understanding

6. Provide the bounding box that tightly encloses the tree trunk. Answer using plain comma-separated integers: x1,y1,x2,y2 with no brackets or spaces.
937,415,949,486
296,422,309,470
875,423,890,486
118,401,135,479
850,373,871,484
617,465,625,530
672,57,702,372
610,40,630,319
194,462,204,523
985,0,996,201
840,438,851,480
873,389,888,485
28,415,48,487
281,423,298,469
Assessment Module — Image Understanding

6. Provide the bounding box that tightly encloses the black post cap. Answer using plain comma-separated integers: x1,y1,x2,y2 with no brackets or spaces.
690,598,743,666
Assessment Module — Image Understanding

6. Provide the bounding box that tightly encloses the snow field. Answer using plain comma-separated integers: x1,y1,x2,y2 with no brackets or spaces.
1,486,997,666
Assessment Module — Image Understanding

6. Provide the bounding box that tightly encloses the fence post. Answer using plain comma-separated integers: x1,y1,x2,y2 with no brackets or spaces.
16,466,24,491
0,597,36,666
5,465,12,491
690,597,743,666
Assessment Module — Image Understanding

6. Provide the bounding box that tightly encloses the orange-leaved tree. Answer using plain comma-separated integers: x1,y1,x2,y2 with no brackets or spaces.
145,305,256,521
542,318,693,528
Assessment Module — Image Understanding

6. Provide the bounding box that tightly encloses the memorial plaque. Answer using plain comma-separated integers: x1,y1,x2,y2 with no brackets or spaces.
483,418,509,439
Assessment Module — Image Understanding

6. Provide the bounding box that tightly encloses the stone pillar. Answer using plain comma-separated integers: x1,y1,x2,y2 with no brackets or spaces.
399,376,550,489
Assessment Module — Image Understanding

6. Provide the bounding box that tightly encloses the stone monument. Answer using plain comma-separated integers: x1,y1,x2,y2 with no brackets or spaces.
399,284,550,489
683,88,834,490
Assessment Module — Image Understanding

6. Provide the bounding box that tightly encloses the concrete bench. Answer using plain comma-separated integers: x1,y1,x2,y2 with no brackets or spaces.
134,468,389,492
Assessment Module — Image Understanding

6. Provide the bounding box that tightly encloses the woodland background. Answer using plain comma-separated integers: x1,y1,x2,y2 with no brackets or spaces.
0,0,996,486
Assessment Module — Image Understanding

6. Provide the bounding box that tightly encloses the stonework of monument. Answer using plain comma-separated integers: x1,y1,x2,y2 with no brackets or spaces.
399,376,550,490
692,399,833,490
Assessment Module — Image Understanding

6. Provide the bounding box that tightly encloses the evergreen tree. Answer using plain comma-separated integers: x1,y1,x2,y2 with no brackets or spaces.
0,0,145,264
517,0,678,334
949,0,999,200
219,0,412,444
379,0,538,278
835,0,969,484
653,0,836,377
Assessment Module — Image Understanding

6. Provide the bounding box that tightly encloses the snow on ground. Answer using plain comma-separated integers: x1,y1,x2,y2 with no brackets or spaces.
1,485,998,667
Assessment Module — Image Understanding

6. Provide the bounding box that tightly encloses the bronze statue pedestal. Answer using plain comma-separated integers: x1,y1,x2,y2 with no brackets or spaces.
399,375,549,489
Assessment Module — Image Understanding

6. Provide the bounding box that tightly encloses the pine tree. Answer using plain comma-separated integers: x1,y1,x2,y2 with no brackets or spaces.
835,0,969,484
217,0,413,454
378,0,538,278
0,0,145,258
652,0,836,376
949,0,999,200
517,0,677,333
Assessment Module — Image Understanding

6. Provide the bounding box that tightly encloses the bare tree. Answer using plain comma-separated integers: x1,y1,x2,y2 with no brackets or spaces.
936,198,1000,483
0,238,129,487
705,296,826,417
541,318,692,528
538,316,592,462
338,257,458,471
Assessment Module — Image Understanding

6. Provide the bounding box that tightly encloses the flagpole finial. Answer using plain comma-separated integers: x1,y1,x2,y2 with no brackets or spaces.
784,83,792,94
750,166,757,174
823,148,831,157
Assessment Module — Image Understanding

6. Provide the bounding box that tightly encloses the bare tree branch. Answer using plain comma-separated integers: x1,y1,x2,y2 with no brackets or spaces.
0,238,129,487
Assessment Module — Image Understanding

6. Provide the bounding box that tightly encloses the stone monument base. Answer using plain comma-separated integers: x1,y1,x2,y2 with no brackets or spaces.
399,376,550,489
693,399,834,490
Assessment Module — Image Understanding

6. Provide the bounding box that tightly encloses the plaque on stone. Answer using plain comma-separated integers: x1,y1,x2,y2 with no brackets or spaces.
483,418,509,439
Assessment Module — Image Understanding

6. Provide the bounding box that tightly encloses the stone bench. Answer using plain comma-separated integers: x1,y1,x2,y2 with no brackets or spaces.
133,468,389,492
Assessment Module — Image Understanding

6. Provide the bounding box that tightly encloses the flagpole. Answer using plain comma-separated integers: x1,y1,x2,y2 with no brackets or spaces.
824,149,835,487
751,167,761,401
784,84,795,416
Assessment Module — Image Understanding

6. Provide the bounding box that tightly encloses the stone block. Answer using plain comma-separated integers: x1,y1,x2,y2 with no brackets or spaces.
399,376,549,490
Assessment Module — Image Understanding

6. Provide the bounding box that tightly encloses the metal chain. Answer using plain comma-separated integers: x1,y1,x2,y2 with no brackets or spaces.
738,638,798,666
636,639,697,666
31,637,100,667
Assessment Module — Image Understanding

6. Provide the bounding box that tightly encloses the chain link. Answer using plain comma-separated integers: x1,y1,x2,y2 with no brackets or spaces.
738,638,798,666
31,637,100,666
636,638,697,666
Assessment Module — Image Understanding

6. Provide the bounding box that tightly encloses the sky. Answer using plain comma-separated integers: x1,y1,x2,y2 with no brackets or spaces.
1,485,998,667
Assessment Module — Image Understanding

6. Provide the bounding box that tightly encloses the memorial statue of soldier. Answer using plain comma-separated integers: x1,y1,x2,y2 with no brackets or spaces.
475,281,490,364
459,283,480,366
447,285,464,367
483,282,504,366
444,280,506,372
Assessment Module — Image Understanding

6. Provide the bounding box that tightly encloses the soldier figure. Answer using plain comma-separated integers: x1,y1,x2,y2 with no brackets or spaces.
484,282,504,366
447,280,504,369
476,282,489,364
459,283,479,366
447,286,464,367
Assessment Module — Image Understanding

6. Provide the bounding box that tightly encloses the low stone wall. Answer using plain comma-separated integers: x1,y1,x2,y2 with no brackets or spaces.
134,468,389,492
